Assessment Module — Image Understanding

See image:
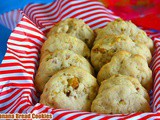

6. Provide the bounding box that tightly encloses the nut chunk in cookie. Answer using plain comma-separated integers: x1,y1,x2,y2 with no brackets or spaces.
40,66,99,111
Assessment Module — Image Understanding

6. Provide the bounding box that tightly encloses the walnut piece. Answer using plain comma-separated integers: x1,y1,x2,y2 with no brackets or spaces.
68,77,79,89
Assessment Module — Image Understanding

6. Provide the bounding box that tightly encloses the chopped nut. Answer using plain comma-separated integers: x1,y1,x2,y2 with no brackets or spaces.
61,80,66,85
46,56,52,61
136,87,140,91
99,48,106,53
52,59,57,64
53,92,58,95
67,74,71,76
115,74,119,77
110,38,121,45
93,48,99,53
121,28,126,32
66,55,70,60
45,88,48,92
66,90,71,97
120,99,124,102
119,99,126,105
68,77,79,89
108,49,116,55
93,48,106,53
115,37,121,42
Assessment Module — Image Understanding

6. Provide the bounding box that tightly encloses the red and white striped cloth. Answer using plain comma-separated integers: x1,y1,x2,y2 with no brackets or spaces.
0,9,23,30
0,0,160,119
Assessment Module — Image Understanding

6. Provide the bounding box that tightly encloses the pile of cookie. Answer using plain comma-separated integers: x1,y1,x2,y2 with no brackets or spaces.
35,18,99,111
35,18,153,114
91,19,153,114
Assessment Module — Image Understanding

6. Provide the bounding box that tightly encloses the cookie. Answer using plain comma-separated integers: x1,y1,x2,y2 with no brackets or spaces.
91,35,152,71
98,74,150,102
47,18,95,48
35,50,94,93
97,51,152,91
91,75,151,114
41,33,90,60
40,66,99,111
91,86,151,114
95,19,153,52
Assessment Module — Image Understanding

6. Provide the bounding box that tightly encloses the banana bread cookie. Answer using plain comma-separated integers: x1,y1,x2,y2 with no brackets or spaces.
91,75,151,114
97,51,152,91
47,18,95,48
98,74,150,102
41,33,90,60
40,66,99,111
95,19,153,52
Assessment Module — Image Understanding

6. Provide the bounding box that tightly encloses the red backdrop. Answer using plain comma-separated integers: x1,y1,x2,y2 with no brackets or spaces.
99,0,160,31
